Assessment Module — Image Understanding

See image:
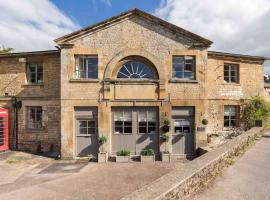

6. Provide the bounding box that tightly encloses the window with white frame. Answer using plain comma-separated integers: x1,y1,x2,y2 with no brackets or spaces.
173,56,195,80
224,63,239,83
75,55,98,79
138,111,157,134
224,106,238,127
27,64,43,84
27,107,42,129
114,111,132,134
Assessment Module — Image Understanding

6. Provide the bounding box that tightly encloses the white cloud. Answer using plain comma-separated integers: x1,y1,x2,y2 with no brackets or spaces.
155,0,270,73
100,0,112,7
0,0,80,52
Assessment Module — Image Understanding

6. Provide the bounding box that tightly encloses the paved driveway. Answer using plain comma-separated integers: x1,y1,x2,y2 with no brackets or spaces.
0,152,180,200
192,132,270,200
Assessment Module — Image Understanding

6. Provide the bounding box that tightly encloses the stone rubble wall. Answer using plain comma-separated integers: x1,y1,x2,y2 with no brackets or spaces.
121,127,263,200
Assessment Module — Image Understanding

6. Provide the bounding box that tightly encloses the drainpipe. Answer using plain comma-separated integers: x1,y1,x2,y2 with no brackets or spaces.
11,96,22,150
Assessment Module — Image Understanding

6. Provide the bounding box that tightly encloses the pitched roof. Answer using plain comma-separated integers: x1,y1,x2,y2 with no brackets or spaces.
54,8,213,47
0,50,59,57
208,51,269,63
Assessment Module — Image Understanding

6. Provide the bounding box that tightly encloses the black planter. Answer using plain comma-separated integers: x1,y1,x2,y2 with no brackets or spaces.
162,125,170,132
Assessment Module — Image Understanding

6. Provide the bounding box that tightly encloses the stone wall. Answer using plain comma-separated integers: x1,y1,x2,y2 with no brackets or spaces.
0,52,61,153
121,127,263,200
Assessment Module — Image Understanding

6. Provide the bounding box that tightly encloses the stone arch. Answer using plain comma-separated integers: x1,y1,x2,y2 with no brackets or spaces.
103,49,165,80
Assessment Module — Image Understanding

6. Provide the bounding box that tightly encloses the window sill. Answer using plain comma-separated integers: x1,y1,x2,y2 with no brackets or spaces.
105,79,160,84
222,83,241,86
169,79,198,83
69,79,100,83
22,83,44,88
25,128,46,133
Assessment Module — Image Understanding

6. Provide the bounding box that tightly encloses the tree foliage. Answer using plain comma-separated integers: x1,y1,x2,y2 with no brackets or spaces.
241,96,270,130
0,45,14,54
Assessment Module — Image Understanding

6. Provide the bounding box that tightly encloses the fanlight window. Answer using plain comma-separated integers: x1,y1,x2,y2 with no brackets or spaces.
117,61,155,79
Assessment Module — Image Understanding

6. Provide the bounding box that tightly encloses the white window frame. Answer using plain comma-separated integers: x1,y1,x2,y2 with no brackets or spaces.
224,105,239,127
74,55,98,79
224,63,239,83
27,63,43,84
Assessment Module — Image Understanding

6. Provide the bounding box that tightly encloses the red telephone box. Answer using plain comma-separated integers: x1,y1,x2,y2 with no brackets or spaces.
0,108,9,151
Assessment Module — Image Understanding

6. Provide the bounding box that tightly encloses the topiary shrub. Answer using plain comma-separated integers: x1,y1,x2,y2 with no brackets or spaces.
202,118,208,125
160,134,169,143
140,149,155,156
98,135,108,146
117,149,131,156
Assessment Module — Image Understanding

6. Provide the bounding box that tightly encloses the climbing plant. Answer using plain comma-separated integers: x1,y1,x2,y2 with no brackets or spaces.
241,96,270,130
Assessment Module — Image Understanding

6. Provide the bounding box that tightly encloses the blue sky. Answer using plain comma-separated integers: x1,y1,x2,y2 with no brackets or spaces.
0,0,269,73
51,0,161,28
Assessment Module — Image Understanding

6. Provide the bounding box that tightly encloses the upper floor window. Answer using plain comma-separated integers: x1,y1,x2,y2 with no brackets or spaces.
224,63,239,83
173,56,195,80
75,55,98,79
117,61,155,79
224,105,238,127
27,64,43,84
27,106,42,129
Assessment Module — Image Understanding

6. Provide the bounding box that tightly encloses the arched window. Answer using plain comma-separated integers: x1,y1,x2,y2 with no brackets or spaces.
117,61,155,79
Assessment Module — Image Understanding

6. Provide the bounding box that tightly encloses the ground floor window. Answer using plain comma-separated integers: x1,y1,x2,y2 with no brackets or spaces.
75,107,98,136
27,106,43,129
224,105,238,127
77,119,96,135
138,110,157,134
114,111,132,134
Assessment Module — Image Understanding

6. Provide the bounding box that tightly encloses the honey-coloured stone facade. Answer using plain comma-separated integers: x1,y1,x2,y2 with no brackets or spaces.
0,9,267,159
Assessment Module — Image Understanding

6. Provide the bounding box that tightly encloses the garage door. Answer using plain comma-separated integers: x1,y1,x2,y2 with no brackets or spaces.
75,107,98,157
172,107,195,158
111,107,159,156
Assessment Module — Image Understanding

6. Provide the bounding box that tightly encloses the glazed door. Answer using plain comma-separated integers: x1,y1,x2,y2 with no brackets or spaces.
172,107,195,158
75,108,98,157
111,107,159,155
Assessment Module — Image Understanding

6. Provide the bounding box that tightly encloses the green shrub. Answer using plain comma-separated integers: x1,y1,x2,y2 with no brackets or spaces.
163,118,170,126
202,118,208,125
241,96,270,130
160,134,169,142
98,136,108,146
117,149,131,156
140,149,155,156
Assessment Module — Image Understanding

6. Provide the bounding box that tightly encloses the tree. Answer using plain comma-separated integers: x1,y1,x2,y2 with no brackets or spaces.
0,45,14,54
241,96,270,130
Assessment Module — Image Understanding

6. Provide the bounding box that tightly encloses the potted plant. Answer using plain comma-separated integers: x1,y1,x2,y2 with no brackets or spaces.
140,148,155,162
202,118,208,126
98,135,108,163
160,134,170,162
162,117,170,132
116,149,131,162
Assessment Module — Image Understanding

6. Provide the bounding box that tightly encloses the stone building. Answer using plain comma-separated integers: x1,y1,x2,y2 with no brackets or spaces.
0,9,267,160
